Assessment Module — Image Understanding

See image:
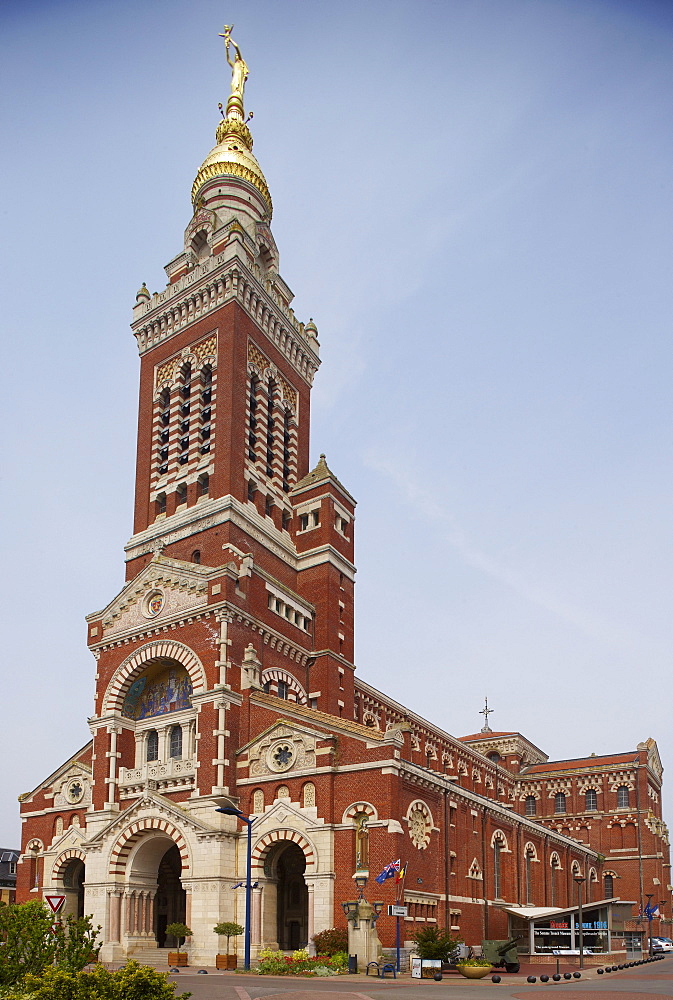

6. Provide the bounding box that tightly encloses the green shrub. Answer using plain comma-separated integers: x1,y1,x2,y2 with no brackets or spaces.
311,927,348,956
412,926,461,962
0,961,191,999
456,958,492,967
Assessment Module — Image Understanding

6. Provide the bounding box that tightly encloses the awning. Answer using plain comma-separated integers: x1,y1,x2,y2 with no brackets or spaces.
499,906,563,921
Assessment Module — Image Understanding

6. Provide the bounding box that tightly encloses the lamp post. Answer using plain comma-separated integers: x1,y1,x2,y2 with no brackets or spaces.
574,874,586,970
646,893,654,957
216,806,253,971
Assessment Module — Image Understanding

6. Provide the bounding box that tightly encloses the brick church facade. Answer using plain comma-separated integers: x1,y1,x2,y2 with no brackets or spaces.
17,41,670,965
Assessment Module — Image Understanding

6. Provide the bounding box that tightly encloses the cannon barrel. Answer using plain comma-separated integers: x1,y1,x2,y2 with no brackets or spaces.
496,936,523,955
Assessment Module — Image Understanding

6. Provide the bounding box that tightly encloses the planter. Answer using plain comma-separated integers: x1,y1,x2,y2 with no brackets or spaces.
456,965,492,980
168,952,188,967
216,954,237,970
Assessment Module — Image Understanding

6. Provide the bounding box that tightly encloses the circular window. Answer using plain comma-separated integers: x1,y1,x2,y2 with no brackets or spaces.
267,741,295,773
408,803,432,850
144,590,165,618
65,779,84,804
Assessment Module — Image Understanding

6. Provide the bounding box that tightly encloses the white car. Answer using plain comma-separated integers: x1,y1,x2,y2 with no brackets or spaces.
651,937,673,953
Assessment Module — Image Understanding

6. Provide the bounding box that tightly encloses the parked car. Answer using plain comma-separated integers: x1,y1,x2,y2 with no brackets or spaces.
651,937,673,953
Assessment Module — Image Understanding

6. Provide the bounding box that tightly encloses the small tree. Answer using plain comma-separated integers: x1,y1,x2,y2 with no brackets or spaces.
165,922,193,956
213,921,243,955
412,925,461,963
53,914,101,972
0,900,56,987
311,927,348,956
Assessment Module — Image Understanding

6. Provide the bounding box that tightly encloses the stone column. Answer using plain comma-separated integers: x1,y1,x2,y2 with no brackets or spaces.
107,726,120,806
109,890,122,943
252,886,262,945
307,882,315,952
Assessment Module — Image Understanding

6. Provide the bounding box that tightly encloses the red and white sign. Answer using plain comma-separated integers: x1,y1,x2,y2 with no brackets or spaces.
45,895,66,914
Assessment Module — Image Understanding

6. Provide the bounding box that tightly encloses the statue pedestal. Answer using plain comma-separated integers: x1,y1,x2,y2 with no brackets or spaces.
347,899,383,971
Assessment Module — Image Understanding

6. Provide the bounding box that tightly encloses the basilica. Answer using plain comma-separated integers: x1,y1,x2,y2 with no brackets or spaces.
17,35,670,967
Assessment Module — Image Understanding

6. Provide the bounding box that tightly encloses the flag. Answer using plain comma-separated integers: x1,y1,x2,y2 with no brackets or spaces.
396,863,407,883
645,902,659,919
375,859,400,884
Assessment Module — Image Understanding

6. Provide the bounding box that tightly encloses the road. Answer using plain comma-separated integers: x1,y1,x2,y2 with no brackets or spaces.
165,955,673,1000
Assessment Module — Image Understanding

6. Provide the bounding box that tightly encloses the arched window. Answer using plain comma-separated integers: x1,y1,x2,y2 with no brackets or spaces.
525,846,536,904
277,679,288,700
604,873,614,898
169,725,182,759
146,730,159,762
197,473,209,498
266,380,276,478
550,855,560,906
493,837,504,899
156,492,166,517
488,751,501,764
178,363,191,465
248,375,259,461
191,550,200,564
525,795,537,816
282,409,292,493
585,788,598,811
176,482,187,507
200,364,212,455
554,792,566,814
617,785,630,808
157,387,170,475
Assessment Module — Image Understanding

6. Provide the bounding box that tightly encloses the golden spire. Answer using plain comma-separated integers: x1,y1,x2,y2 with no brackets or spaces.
191,27,272,215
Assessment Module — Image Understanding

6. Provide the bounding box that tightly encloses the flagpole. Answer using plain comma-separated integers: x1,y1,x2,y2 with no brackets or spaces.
396,861,407,972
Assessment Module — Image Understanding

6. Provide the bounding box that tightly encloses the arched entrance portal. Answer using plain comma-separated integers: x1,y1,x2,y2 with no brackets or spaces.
274,842,308,950
156,845,186,947
125,835,186,949
61,858,85,919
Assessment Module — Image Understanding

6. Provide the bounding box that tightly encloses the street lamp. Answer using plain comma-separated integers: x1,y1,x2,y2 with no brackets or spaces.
574,874,586,970
216,806,253,971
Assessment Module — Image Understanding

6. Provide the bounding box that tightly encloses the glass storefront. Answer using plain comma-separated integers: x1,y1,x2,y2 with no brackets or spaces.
512,907,611,954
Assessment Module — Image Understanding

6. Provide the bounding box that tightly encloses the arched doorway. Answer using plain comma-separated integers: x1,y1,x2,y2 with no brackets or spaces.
156,845,186,947
274,842,308,950
61,858,85,919
125,835,186,949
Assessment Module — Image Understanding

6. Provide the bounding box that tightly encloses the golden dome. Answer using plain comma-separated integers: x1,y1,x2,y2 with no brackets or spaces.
191,115,272,216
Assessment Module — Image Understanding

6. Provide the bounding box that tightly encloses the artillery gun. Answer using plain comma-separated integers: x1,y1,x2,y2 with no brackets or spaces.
481,936,522,973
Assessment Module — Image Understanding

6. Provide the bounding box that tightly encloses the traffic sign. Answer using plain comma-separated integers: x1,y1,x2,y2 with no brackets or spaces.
45,895,66,914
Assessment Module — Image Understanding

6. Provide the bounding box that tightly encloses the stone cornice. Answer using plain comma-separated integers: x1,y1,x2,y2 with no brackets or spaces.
399,759,600,858
124,494,297,564
131,249,320,386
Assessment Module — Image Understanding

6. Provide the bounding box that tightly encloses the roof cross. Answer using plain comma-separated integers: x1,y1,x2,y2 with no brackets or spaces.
480,696,493,733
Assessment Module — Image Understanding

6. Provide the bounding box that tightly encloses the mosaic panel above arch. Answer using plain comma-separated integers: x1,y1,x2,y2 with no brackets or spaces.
121,662,192,720
103,641,205,714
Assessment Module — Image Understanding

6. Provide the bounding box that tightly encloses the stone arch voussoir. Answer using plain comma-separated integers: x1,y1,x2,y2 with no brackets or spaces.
108,816,190,878
53,849,86,882
103,640,206,714
251,829,316,875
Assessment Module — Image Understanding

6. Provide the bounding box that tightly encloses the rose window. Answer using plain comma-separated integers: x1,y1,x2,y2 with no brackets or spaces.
408,803,432,849
267,741,295,772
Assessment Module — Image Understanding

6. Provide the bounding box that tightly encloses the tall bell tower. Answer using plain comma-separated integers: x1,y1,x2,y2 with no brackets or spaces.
107,25,355,719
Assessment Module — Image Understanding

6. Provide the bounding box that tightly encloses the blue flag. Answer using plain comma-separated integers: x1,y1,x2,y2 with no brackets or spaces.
375,859,400,884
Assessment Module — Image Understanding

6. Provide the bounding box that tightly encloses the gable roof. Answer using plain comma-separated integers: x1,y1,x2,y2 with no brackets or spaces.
523,752,639,775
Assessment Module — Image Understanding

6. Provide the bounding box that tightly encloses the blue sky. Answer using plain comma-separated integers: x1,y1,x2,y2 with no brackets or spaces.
1,0,672,846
